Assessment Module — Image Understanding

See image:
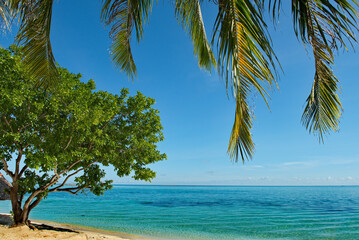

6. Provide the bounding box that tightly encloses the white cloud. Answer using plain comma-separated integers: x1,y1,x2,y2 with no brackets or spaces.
282,161,310,166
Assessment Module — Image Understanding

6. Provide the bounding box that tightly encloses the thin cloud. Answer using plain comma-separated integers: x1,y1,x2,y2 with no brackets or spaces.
283,161,309,166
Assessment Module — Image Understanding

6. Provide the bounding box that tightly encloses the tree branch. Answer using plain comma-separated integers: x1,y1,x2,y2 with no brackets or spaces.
63,136,72,151
1,158,14,179
49,160,98,193
45,158,85,190
100,116,116,131
28,196,43,213
52,186,86,195
2,115,13,133
38,112,48,120
14,150,22,178
22,189,42,214
18,123,32,133
58,158,83,176
54,162,58,177
49,167,85,192
19,194,24,206
19,165,28,178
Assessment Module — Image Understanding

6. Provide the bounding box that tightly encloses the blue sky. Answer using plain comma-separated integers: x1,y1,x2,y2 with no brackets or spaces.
1,0,359,185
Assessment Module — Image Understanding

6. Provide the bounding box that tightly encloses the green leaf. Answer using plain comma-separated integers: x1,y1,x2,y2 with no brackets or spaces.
290,0,359,141
10,0,58,86
213,0,279,162
101,0,153,80
175,0,217,71
0,0,11,31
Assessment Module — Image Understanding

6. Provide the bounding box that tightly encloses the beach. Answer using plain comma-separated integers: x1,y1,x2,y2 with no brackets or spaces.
0,214,146,240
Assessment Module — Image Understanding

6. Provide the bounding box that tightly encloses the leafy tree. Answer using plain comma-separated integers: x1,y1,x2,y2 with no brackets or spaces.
0,47,166,226
0,0,358,161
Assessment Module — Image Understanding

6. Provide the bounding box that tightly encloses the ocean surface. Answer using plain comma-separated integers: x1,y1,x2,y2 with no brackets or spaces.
1,185,359,239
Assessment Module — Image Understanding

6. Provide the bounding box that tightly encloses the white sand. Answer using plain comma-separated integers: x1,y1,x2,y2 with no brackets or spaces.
0,214,147,240
0,225,88,240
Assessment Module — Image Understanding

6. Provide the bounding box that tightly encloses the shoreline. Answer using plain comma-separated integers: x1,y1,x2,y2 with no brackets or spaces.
0,213,153,240
31,218,151,240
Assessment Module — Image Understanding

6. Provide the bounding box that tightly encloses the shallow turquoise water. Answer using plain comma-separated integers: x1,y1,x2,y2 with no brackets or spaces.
1,186,359,239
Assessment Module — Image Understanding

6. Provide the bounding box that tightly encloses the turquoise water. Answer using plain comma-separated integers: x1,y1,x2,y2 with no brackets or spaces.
1,186,359,239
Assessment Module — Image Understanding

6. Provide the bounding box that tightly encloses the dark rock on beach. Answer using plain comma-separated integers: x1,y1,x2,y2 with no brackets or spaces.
0,173,11,200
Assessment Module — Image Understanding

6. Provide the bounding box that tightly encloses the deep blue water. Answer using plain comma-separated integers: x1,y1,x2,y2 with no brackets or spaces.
1,186,359,239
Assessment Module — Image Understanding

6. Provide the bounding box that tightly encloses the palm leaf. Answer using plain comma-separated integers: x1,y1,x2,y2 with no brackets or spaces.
290,0,359,141
212,0,278,162
228,86,254,161
175,0,216,71
101,0,152,80
10,0,57,86
0,0,11,31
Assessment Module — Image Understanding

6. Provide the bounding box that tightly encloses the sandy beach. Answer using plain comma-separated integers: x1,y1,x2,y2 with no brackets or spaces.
0,214,147,240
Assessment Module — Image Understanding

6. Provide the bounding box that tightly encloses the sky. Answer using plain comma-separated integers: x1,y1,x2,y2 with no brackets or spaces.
1,0,359,186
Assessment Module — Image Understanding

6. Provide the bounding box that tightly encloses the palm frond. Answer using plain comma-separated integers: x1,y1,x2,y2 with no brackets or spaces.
175,0,216,71
0,0,11,31
292,0,359,141
10,0,57,86
212,0,278,162
228,86,254,161
292,0,359,49
101,0,152,80
267,0,282,22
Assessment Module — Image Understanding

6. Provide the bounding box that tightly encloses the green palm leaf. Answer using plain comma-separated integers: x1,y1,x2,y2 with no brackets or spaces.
213,0,278,162
0,0,11,31
228,86,254,161
289,0,359,141
10,0,57,86
101,0,152,80
175,0,216,71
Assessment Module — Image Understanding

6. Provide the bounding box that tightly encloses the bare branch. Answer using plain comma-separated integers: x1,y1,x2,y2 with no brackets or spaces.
58,158,82,175
15,150,23,178
19,165,28,178
23,159,97,211
2,115,13,133
49,160,98,193
28,196,43,212
18,123,32,133
52,186,86,195
45,158,82,190
1,158,14,179
50,167,85,192
54,162,58,177
22,189,43,213
63,136,72,151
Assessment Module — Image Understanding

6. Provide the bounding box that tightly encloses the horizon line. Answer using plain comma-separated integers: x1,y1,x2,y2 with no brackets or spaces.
108,184,359,187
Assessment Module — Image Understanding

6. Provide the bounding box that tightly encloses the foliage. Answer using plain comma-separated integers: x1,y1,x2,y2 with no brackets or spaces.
0,46,166,223
1,0,358,162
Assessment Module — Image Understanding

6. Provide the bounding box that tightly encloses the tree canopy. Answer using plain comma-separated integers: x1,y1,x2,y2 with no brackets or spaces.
0,46,166,225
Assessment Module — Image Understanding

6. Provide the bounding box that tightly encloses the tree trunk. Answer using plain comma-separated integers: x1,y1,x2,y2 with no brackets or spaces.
10,184,29,226
12,209,30,226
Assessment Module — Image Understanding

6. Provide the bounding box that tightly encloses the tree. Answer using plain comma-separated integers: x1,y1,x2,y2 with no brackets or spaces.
0,0,358,162
0,47,166,226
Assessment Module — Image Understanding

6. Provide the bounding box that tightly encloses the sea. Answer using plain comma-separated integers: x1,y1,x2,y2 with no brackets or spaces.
1,185,359,239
